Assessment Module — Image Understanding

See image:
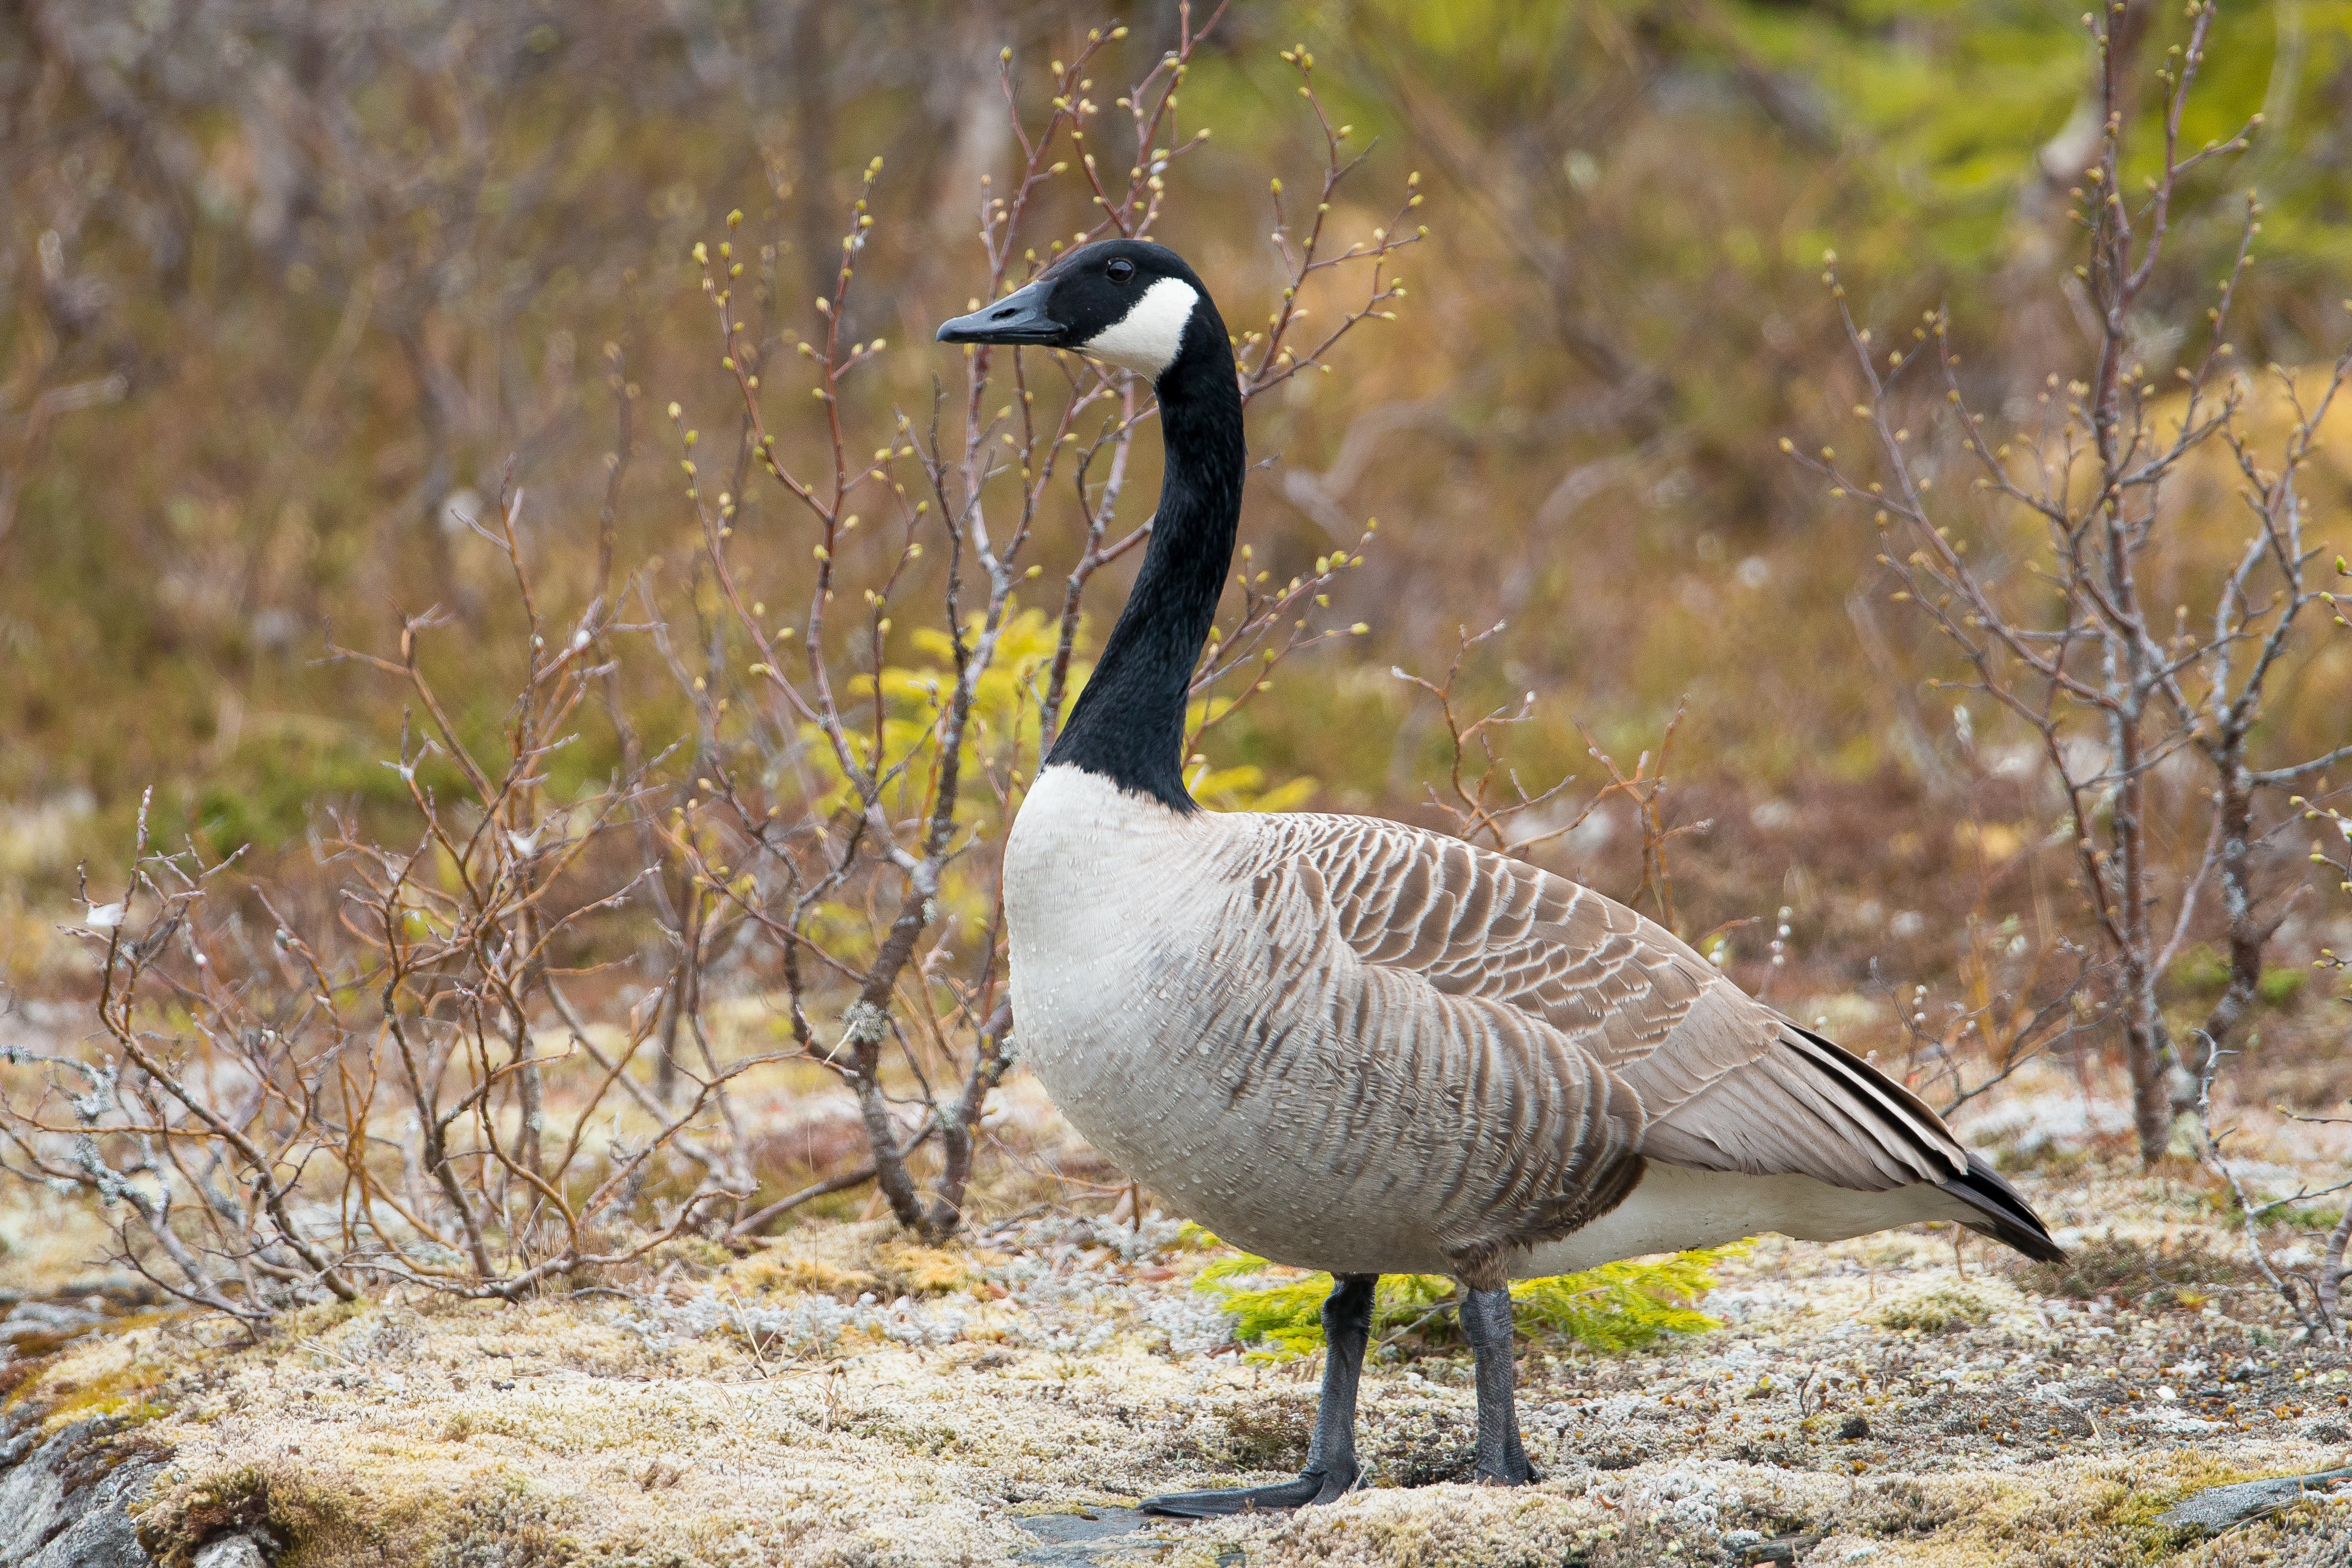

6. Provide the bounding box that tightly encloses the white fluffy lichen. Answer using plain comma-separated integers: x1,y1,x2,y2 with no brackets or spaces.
646,1289,974,1354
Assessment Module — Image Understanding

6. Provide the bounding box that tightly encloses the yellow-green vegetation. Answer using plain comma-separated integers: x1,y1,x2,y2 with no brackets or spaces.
865,1236,981,1298
1874,1286,1993,1334
2167,944,2312,1008
803,611,1074,834
6,1338,168,1435
1193,1243,1747,1360
793,612,1314,963
728,1251,884,1302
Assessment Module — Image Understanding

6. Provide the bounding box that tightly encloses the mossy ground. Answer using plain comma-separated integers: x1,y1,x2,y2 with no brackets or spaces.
2,1057,2349,1566
7,1147,2352,1568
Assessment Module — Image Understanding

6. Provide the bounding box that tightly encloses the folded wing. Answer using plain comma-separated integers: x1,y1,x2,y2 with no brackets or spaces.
1263,814,1970,1195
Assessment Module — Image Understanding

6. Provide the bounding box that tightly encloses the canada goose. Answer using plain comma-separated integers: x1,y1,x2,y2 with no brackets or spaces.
937,242,2062,1517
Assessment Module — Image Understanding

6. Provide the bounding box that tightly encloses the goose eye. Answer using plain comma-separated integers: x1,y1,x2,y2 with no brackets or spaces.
1105,258,1136,284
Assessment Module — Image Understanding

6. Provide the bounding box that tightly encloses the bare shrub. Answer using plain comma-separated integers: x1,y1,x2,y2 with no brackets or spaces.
649,13,1418,1241
1798,1,2352,1164
2196,1070,2352,1345
1390,620,1730,952
0,497,764,1312
0,9,1432,1305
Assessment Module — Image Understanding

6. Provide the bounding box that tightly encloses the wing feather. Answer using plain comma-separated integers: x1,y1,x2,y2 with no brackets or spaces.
1253,814,1970,1201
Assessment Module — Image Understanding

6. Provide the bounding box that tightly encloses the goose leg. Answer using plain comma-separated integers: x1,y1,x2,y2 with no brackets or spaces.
1459,1286,1537,1485
1140,1274,1375,1517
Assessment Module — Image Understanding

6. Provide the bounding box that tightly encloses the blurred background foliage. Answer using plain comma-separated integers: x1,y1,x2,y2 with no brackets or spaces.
2,0,2348,1017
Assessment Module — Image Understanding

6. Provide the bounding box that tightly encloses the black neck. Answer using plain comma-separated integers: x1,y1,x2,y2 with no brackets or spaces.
1046,320,1244,811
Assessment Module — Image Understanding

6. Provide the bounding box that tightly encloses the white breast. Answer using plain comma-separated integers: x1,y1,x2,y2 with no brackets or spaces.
1003,767,1449,1273
1004,768,1315,1243
1003,764,1223,1104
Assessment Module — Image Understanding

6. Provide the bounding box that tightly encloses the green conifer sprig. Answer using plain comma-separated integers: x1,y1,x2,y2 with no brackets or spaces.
1190,1238,1751,1361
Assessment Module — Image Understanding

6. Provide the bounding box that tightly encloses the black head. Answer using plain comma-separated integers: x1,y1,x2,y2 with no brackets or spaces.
935,240,1222,384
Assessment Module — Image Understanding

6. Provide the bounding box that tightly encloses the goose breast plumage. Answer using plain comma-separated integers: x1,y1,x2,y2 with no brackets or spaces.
1005,763,1987,1282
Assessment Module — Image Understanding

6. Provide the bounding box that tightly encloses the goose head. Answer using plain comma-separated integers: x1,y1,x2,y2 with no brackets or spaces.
935,240,1220,385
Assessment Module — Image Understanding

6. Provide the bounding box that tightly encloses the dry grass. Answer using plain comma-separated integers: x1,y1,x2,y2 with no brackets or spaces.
7,1143,2352,1568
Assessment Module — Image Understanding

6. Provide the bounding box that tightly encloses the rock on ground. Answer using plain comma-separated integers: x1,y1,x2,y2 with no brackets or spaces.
0,1421,167,1568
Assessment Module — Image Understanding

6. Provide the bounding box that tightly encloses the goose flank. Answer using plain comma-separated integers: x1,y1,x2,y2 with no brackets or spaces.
935,241,2063,1517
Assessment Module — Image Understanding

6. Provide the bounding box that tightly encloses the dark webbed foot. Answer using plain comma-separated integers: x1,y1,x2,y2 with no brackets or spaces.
1143,1274,1377,1518
1138,1465,1358,1517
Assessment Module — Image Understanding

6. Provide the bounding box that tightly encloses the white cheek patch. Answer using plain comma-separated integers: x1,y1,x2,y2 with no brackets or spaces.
1079,276,1199,378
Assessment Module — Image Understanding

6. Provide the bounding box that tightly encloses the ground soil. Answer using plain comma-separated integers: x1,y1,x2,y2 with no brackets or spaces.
6,1077,2352,1568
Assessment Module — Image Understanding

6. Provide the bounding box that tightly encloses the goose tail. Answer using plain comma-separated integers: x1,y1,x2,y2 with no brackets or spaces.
1937,1150,2065,1263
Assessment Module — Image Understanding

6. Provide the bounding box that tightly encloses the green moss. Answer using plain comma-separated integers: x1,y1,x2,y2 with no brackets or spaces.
2088,1454,2275,1560
143,1459,577,1568
2257,966,2307,1006
1874,1287,1991,1333
276,1298,370,1339
863,1238,977,1297
2169,944,2231,997
52,1392,171,1428
1509,1250,1739,1351
1191,1242,1747,1361
141,1463,332,1568
6,1336,178,1434
2164,948,2309,1009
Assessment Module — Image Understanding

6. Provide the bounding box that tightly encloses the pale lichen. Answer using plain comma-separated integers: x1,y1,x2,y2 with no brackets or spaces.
4,1165,2350,1567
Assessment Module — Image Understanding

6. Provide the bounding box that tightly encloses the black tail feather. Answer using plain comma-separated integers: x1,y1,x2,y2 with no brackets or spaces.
1938,1151,2065,1263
